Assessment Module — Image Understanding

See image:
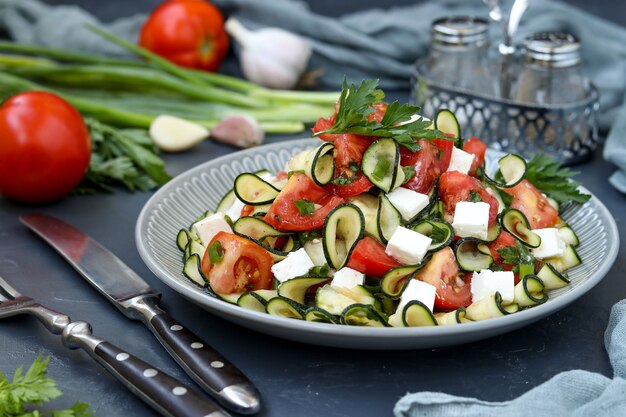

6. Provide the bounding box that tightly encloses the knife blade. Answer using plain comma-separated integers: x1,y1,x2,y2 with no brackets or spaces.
20,213,261,415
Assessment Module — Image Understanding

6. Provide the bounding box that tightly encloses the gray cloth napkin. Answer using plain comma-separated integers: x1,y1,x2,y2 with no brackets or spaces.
0,0,625,189
395,300,626,416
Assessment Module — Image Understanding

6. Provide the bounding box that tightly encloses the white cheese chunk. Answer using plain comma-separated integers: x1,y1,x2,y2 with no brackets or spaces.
531,228,566,259
303,238,327,266
447,147,475,175
191,213,232,246
271,248,314,283
225,197,246,222
398,279,437,312
385,227,432,265
471,269,515,304
452,201,490,240
386,187,430,222
331,267,365,289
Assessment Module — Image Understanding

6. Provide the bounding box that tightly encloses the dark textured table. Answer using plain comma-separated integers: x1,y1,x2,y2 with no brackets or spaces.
1,1,625,416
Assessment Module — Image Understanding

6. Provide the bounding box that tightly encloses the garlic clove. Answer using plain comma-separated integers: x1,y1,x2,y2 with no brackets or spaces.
210,114,264,148
149,115,209,152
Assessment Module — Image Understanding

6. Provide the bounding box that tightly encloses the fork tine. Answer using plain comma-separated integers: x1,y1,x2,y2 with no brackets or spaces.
0,275,21,300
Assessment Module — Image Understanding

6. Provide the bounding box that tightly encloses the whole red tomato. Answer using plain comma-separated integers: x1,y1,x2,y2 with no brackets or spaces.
0,92,91,203
139,0,229,72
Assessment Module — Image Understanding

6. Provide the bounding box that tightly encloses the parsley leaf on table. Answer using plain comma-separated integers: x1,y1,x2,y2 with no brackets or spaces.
524,154,591,204
313,79,449,152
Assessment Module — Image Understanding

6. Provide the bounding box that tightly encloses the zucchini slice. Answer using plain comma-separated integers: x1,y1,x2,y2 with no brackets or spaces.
323,203,365,269
558,226,580,247
361,138,402,193
500,208,541,248
176,229,190,252
381,265,421,299
184,239,206,262
465,292,519,321
435,108,460,138
233,173,280,205
514,274,547,307
435,308,470,325
427,200,444,220
482,154,527,188
182,254,208,287
304,307,339,324
340,304,387,327
411,220,453,251
315,284,376,316
401,301,438,327
233,216,290,240
485,222,502,243
536,263,570,290
215,189,237,213
347,193,380,240
377,194,402,244
215,292,242,304
237,290,277,312
277,276,330,304
310,142,335,186
454,238,494,271
543,244,581,273
265,297,304,320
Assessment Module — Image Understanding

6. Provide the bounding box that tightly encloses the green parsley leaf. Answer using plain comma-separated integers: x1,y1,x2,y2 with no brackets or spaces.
525,154,591,204
294,199,315,216
298,230,321,245
497,246,521,265
331,175,353,185
468,190,483,203
208,240,224,264
429,222,449,244
401,166,415,184
308,264,331,277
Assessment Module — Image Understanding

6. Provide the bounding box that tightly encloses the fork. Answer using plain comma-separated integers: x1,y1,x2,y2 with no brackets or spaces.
0,275,230,417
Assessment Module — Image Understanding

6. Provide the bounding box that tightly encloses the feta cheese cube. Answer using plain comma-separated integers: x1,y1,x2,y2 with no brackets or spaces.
452,201,490,240
447,147,475,175
271,248,315,283
331,267,365,289
386,187,430,222
471,269,515,304
398,279,437,312
225,197,246,222
191,213,232,245
303,238,327,266
531,228,566,259
385,227,432,265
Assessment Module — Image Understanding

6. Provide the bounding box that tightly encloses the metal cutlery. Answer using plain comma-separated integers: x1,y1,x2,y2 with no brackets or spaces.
0,275,229,417
20,213,261,415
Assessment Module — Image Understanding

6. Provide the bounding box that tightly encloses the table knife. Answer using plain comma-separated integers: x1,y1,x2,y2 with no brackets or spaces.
20,213,261,415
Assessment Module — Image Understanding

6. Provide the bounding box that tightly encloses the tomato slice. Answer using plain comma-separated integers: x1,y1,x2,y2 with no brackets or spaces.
502,179,559,229
347,236,400,278
433,136,455,172
401,139,444,194
413,247,471,310
325,133,374,197
487,231,517,265
438,171,499,226
463,137,487,176
265,173,344,231
201,232,273,294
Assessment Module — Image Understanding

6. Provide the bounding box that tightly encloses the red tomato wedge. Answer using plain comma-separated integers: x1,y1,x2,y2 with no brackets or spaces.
201,232,273,294
502,179,559,229
487,231,517,265
265,173,344,231
413,247,471,310
401,139,444,194
438,171,499,226
347,236,400,278
463,137,488,176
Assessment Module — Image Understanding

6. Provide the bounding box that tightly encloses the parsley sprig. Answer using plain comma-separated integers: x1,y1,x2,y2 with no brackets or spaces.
313,79,448,152
0,356,93,417
525,154,591,204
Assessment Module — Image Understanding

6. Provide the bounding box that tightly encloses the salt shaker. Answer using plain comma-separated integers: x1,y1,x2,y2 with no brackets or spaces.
513,32,590,104
420,17,497,97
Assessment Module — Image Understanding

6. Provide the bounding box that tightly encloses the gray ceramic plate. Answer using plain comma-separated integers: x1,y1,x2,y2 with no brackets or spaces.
136,139,619,350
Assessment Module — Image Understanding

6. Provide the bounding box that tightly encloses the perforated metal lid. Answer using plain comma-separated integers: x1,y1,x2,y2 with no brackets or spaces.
432,16,489,46
523,32,581,67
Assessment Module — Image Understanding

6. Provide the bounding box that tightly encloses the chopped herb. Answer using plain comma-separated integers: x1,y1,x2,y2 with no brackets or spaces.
224,214,234,228
331,175,353,185
497,242,535,276
294,199,315,216
348,161,360,172
401,165,415,184
372,157,391,181
497,246,521,265
298,229,321,245
468,190,483,203
525,154,591,204
429,222,449,243
208,240,224,264
313,79,447,152
500,190,514,207
308,264,331,277
288,170,305,179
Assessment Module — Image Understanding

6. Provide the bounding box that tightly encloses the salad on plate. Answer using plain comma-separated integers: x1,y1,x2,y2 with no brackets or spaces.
175,79,591,328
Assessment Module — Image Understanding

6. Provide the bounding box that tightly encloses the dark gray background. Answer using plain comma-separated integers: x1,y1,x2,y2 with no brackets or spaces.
1,1,625,416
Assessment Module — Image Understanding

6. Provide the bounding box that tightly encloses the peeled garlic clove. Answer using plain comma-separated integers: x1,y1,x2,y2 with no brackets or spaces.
149,115,209,152
210,114,264,148
225,18,312,89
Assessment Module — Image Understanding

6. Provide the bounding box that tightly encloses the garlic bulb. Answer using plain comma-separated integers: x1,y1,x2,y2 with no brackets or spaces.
149,115,209,152
210,114,264,148
225,18,312,89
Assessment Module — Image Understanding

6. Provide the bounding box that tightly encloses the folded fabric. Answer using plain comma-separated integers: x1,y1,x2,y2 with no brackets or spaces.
394,299,626,417
1,0,625,190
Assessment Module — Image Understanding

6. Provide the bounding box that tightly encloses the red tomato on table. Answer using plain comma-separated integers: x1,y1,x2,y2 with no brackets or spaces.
139,0,229,71
503,179,558,229
265,173,344,232
0,92,91,203
438,171,499,226
201,231,273,294
347,236,400,278
413,247,471,310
